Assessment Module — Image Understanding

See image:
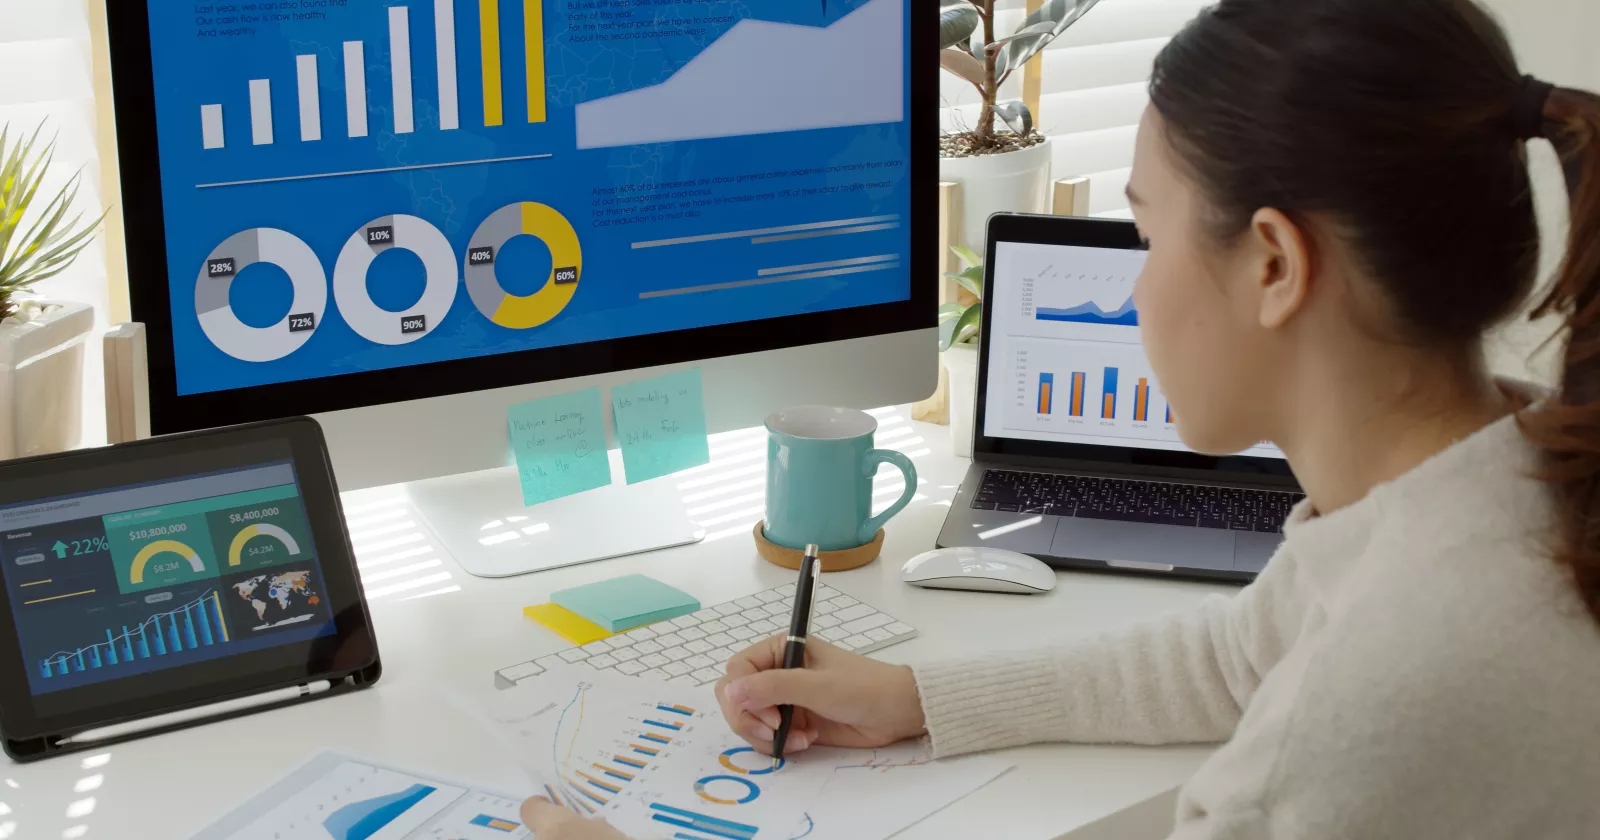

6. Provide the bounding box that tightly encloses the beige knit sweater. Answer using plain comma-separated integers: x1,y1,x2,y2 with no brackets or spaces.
912,413,1600,838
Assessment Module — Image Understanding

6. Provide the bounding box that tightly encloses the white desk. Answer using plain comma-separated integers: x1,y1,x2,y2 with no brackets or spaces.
2,407,1228,840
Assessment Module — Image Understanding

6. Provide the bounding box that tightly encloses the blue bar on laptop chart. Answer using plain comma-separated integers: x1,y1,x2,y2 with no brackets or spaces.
1102,368,1119,419
648,802,758,840
645,718,683,731
89,646,102,668
1166,405,1172,424
1038,373,1054,414
137,626,151,658
106,629,120,664
184,607,198,649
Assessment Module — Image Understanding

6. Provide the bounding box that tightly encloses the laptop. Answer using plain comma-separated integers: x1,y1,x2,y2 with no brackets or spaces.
937,214,1303,584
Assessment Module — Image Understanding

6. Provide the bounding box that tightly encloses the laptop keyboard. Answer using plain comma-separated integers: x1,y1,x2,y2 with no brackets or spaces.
973,470,1303,534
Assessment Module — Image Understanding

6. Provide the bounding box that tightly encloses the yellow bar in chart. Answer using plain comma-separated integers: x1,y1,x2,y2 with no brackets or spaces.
525,0,546,122
480,0,504,126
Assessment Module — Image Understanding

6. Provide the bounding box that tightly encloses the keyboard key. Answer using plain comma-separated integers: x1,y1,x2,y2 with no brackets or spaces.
723,615,751,628
664,647,694,662
756,590,784,603
701,619,729,633
814,600,839,616
685,639,714,654
841,612,892,635
664,661,692,676
634,640,664,654
640,653,670,668
866,627,895,642
777,583,796,596
741,608,770,623
693,667,720,683
834,603,876,622
656,632,685,647
535,655,565,670
581,639,614,654
589,653,619,669
816,586,841,601
845,634,875,649
715,603,743,616
672,615,702,629
705,632,735,647
686,654,716,669
729,626,757,641
709,646,738,661
500,661,545,681
751,619,779,634
815,614,840,630
558,648,590,663
735,596,764,609
970,501,997,510
639,668,668,681
833,635,859,651
831,595,859,609
818,627,848,642
679,626,708,641
617,660,647,676
612,647,642,662
625,627,657,642
691,609,720,622
759,603,789,618
713,661,728,676
886,622,914,636
648,621,678,635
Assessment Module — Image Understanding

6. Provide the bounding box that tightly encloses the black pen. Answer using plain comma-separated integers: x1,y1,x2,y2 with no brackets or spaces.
772,543,821,769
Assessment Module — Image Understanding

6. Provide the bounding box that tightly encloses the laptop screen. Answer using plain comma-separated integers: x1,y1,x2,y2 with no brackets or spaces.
982,240,1285,461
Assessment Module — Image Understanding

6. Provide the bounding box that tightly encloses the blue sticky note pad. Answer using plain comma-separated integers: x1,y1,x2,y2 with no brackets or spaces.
551,574,701,633
612,368,711,484
507,388,612,507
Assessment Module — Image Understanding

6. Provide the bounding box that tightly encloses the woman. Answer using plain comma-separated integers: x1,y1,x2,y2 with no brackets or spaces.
523,0,1600,835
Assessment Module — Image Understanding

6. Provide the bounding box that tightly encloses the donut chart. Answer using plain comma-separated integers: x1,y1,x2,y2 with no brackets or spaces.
693,775,760,806
195,228,327,363
332,214,459,345
465,202,582,330
718,747,782,776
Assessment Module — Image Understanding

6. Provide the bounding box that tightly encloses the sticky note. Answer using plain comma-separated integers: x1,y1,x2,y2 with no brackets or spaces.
611,368,711,484
507,388,612,507
551,574,701,633
523,603,615,646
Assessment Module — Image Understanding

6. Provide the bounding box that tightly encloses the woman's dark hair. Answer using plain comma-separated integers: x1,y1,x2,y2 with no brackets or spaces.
1149,0,1600,622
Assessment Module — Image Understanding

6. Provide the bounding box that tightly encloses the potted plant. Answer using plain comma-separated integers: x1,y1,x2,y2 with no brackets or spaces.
0,124,105,460
938,0,1101,253
939,245,984,457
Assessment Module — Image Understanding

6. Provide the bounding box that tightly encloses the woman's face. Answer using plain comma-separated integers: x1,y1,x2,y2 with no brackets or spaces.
1128,107,1279,456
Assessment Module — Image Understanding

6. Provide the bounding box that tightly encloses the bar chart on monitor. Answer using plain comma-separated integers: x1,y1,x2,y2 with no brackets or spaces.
1000,337,1180,446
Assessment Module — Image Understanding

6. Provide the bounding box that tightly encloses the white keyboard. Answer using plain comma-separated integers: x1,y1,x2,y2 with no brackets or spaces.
494,582,919,689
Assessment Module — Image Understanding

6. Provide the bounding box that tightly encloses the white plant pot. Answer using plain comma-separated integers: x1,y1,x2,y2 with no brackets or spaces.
939,137,1054,254
0,299,94,460
944,343,979,458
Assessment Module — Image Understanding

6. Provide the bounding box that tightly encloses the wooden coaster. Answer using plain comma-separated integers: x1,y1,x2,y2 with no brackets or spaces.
753,522,884,572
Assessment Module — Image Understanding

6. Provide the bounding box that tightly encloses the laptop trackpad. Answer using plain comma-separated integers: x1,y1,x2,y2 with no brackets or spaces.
1051,518,1237,572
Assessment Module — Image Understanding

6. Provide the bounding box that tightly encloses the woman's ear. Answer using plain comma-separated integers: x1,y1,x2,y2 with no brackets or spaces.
1246,207,1314,330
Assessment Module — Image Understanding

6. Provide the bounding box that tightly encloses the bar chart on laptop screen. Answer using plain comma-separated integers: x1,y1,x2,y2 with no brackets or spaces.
1002,338,1180,444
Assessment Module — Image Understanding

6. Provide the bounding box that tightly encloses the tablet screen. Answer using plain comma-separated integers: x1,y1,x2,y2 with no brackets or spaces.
0,459,336,698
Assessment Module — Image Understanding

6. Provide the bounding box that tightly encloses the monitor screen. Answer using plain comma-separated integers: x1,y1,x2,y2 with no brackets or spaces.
141,0,912,397
0,461,337,698
983,240,1285,460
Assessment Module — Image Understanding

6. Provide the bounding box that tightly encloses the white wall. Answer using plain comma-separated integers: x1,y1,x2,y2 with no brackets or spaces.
1480,0,1600,386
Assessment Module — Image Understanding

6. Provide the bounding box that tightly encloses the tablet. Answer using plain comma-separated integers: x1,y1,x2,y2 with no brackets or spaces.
0,418,380,761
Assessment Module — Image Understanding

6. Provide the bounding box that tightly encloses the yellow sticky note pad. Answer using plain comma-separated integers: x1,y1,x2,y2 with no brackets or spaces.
523,603,615,646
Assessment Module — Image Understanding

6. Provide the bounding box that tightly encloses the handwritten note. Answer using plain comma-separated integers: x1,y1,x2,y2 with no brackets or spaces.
507,388,612,506
611,368,711,484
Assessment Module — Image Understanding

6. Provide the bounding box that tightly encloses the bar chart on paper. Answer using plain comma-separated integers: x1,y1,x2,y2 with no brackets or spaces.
192,0,547,155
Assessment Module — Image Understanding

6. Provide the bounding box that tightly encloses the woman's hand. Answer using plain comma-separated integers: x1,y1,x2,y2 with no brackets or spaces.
520,797,630,840
715,635,927,756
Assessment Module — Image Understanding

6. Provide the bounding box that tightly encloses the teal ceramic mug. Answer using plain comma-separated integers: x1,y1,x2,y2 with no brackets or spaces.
764,406,918,552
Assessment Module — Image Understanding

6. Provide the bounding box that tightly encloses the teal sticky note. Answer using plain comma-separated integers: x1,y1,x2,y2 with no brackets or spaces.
551,574,701,633
507,388,612,507
612,368,711,484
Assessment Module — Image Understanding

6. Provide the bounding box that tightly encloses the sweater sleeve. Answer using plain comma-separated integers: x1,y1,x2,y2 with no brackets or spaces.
910,554,1302,758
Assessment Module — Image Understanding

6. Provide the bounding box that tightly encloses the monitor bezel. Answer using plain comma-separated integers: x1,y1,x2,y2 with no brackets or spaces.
973,213,1298,486
105,1,936,435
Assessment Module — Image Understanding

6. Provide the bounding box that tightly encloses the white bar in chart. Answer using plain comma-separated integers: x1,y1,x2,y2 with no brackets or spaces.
296,55,321,142
389,6,414,134
249,79,273,145
344,41,368,138
200,104,225,150
434,0,459,131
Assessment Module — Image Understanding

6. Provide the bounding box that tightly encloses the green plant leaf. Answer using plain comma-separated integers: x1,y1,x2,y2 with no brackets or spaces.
0,123,103,313
938,301,967,323
943,265,983,299
950,244,981,269
951,302,982,346
938,0,980,50
997,0,1103,85
994,100,1034,136
938,48,987,92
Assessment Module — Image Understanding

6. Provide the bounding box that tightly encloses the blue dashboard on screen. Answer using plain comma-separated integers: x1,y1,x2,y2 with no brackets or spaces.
149,0,912,395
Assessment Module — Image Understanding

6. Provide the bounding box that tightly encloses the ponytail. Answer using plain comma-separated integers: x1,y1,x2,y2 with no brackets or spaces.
1519,86,1600,624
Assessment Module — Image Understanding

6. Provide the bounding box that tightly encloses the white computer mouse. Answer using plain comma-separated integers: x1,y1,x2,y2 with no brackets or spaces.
901,547,1057,594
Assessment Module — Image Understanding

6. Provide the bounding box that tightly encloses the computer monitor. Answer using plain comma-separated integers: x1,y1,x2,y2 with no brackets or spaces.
104,0,934,574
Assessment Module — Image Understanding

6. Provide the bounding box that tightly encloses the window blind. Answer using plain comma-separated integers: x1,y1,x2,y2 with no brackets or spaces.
0,0,108,446
940,0,1209,218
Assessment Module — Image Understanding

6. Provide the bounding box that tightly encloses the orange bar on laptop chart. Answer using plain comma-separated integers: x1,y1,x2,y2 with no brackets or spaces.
1038,373,1054,414
1102,367,1119,419
1134,378,1149,422
1071,372,1085,417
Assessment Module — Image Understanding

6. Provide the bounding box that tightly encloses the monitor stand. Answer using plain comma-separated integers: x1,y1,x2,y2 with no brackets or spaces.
405,450,705,578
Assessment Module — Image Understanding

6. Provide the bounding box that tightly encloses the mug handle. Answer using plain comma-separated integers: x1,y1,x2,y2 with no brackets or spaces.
859,449,918,545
